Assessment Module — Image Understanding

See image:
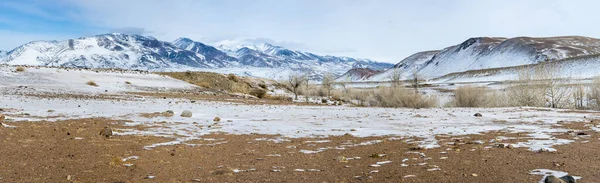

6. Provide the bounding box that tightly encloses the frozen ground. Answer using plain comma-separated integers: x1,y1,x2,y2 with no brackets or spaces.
1,66,599,152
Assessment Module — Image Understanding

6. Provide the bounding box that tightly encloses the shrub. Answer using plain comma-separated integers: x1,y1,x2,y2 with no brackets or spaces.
227,74,239,82
371,87,437,108
452,86,487,107
249,89,267,98
265,95,293,102
258,83,268,89
86,81,98,87
125,81,132,85
16,66,25,72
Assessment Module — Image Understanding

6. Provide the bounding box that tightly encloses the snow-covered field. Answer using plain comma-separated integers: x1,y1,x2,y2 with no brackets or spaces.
1,66,599,153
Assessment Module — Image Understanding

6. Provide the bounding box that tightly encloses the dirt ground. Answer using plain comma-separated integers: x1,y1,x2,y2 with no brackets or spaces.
1,118,599,183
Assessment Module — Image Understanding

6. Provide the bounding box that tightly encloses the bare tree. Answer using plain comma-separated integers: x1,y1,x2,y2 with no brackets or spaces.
411,71,421,93
321,72,335,98
588,76,600,109
536,62,571,108
573,85,585,109
508,67,544,107
390,68,402,88
288,72,307,100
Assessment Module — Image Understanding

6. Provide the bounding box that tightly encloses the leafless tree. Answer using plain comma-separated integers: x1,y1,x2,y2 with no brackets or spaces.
390,68,402,88
288,72,307,100
321,72,335,98
411,71,421,93
536,62,571,108
508,67,544,107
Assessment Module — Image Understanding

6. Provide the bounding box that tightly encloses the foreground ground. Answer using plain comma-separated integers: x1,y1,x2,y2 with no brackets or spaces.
1,119,600,182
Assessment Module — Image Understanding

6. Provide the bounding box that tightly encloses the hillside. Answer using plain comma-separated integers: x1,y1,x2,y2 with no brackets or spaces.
348,36,600,82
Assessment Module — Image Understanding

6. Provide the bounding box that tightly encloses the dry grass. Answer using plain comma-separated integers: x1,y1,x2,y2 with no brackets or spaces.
370,87,438,108
15,66,25,72
159,71,253,94
249,89,267,98
452,86,488,107
86,81,98,87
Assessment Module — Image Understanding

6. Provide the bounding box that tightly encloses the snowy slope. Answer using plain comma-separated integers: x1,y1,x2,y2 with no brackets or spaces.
351,36,600,82
431,54,600,84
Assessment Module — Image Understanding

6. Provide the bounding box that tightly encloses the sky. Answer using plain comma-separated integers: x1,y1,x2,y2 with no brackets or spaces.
1,0,600,63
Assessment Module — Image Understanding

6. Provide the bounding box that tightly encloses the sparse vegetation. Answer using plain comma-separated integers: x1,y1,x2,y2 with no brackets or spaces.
16,66,25,72
86,81,98,87
452,86,488,107
249,89,267,98
371,87,438,108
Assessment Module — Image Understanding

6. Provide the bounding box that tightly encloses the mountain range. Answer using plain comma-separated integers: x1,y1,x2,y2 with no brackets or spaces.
0,33,393,80
340,36,600,82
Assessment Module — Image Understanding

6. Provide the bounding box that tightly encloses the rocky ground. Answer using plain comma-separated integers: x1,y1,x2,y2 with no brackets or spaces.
1,118,599,182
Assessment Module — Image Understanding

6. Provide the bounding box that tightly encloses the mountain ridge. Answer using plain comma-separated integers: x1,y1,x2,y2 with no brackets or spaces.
0,33,393,80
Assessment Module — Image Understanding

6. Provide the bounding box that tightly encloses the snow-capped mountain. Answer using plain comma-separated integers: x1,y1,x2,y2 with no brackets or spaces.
0,50,6,58
173,37,393,80
0,33,392,80
0,33,213,70
352,36,600,82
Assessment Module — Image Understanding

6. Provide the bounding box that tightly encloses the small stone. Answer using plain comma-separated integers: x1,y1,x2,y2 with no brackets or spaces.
180,110,193,117
47,110,56,113
497,144,505,148
471,174,478,177
335,156,348,163
227,120,233,122
164,110,174,116
576,132,587,136
99,127,113,138
213,117,221,122
473,113,482,117
507,144,514,149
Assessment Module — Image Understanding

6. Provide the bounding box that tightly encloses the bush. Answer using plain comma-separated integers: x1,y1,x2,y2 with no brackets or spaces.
371,87,437,108
86,81,98,87
249,89,267,98
258,83,268,89
265,95,293,102
452,86,487,107
16,67,25,72
227,74,239,82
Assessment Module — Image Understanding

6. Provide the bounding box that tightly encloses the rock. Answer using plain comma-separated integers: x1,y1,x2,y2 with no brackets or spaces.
213,117,221,122
473,113,482,117
471,174,478,177
180,110,193,117
507,144,514,149
576,132,587,136
99,127,113,138
0,114,5,122
497,144,505,148
47,110,55,113
335,156,348,163
544,175,574,183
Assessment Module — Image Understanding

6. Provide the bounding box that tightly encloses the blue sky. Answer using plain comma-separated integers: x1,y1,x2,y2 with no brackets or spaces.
1,0,600,63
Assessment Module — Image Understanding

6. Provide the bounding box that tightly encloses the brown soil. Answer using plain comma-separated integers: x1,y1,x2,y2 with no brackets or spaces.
1,119,599,182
